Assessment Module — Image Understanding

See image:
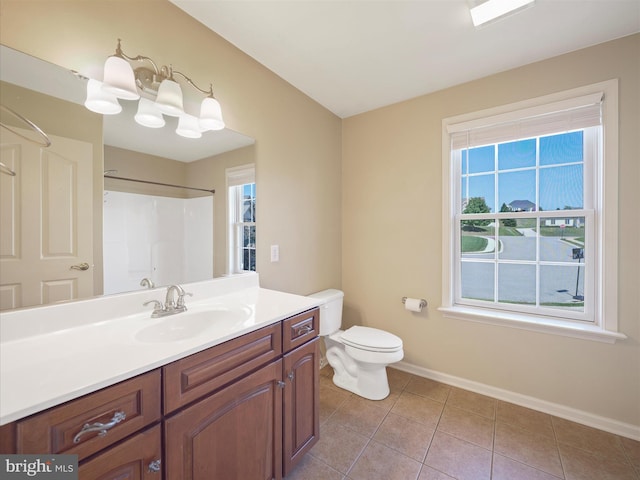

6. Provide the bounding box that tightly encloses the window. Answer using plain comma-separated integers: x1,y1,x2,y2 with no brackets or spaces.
440,80,624,343
227,165,256,273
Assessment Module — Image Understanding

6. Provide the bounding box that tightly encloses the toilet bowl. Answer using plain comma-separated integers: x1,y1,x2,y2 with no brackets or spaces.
309,289,404,400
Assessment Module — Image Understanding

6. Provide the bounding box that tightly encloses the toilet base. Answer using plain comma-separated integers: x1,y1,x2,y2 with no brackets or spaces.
324,335,402,401
331,364,391,400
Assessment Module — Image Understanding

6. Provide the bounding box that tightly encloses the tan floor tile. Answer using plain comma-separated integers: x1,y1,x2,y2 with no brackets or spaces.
553,417,629,464
621,436,640,471
320,373,347,392
347,440,422,480
387,367,413,391
559,442,639,480
405,376,451,403
437,405,495,449
494,422,564,477
373,412,435,462
391,391,445,427
285,453,345,480
497,401,555,439
320,382,352,424
328,395,388,437
447,387,496,419
424,431,492,480
310,421,369,474
492,453,563,480
371,386,401,411
417,465,456,479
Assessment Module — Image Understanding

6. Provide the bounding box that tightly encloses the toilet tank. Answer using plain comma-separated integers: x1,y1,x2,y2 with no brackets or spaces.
308,289,344,335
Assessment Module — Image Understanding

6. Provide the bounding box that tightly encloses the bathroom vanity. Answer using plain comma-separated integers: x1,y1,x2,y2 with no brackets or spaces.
0,274,321,479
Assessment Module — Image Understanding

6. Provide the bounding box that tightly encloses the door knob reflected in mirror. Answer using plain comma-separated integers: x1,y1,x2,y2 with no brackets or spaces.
70,262,90,271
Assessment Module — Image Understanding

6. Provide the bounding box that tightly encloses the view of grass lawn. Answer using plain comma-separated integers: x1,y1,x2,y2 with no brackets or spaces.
461,235,488,253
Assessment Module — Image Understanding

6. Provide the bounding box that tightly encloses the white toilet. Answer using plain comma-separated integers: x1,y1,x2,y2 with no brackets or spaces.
309,289,404,400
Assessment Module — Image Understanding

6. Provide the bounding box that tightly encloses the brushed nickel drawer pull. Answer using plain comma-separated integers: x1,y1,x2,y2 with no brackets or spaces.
73,410,126,444
294,324,313,337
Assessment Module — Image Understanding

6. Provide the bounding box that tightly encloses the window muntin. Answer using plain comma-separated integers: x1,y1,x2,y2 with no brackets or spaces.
456,130,593,321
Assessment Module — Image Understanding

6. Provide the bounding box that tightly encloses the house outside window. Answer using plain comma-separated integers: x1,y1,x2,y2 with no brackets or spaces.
440,80,624,343
227,164,256,273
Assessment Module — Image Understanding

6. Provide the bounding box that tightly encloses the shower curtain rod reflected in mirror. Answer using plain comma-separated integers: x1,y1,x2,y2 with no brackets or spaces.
103,173,215,195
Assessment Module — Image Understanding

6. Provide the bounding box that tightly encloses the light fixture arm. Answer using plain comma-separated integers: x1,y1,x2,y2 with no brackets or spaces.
112,38,161,78
171,69,215,98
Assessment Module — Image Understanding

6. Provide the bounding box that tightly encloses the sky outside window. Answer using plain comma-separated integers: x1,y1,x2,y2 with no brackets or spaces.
461,132,584,212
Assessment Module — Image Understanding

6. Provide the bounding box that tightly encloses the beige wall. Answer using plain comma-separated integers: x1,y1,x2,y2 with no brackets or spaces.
0,0,342,296
343,34,640,427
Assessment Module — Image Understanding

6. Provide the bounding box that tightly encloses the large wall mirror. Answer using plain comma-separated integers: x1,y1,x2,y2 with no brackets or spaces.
0,44,255,311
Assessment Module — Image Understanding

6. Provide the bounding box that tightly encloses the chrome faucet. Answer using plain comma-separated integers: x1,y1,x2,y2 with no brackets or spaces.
143,284,192,318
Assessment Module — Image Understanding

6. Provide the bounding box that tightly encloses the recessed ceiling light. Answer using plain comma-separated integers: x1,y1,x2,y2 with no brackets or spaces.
470,0,535,27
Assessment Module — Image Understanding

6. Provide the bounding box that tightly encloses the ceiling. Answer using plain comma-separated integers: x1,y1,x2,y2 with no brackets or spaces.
170,0,640,119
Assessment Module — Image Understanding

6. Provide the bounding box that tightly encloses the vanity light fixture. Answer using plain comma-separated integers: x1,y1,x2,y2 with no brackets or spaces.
84,39,225,138
470,0,535,27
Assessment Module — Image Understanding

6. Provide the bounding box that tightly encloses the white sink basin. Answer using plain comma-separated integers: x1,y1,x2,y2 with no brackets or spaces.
134,305,253,343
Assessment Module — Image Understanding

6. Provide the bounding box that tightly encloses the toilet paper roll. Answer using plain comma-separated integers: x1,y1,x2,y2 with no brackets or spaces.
404,297,424,312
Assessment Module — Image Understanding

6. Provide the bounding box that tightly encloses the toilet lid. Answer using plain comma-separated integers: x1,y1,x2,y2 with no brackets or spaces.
341,326,403,352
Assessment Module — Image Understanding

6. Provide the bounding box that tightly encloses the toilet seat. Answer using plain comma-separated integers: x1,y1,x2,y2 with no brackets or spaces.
340,326,403,353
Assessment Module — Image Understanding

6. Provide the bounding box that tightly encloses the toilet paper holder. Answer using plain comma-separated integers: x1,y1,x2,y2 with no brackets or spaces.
402,297,427,309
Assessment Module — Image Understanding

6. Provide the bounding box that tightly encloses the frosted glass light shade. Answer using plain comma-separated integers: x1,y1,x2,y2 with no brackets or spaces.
155,79,184,116
134,98,165,128
102,56,139,100
84,79,122,114
176,113,202,139
199,97,225,131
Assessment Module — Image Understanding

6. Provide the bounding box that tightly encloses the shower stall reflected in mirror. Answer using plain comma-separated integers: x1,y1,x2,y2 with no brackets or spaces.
103,174,214,295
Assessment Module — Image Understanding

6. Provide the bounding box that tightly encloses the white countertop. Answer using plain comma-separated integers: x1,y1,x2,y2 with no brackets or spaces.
0,274,321,425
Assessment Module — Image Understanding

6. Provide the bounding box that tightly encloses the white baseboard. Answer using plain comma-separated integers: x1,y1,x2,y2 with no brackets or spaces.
393,361,640,441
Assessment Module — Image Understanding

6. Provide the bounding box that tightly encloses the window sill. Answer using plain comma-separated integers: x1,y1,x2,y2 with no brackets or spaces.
438,306,626,344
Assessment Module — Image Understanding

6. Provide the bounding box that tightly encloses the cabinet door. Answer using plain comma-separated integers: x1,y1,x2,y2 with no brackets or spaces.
282,337,320,476
165,360,283,480
78,424,162,480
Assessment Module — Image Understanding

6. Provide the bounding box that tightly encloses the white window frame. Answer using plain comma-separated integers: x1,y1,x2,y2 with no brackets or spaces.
440,80,624,343
226,164,256,274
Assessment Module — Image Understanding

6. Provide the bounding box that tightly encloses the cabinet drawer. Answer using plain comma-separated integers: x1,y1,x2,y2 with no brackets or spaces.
163,323,282,414
282,308,319,352
79,424,162,479
15,370,161,461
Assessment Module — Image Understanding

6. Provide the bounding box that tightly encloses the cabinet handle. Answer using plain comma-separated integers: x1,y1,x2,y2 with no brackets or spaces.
73,411,126,444
295,324,313,337
147,459,161,473
276,381,286,389
287,371,295,382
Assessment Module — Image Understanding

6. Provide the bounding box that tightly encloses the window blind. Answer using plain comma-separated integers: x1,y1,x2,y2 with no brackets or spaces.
448,92,603,150
226,165,255,187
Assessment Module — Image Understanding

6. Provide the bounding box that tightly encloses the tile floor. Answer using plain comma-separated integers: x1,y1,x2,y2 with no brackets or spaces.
286,367,640,480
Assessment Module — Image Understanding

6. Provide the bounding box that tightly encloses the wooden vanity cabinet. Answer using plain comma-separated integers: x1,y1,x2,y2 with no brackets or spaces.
282,336,320,476
78,424,162,479
1,307,320,480
165,359,284,479
163,308,320,480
